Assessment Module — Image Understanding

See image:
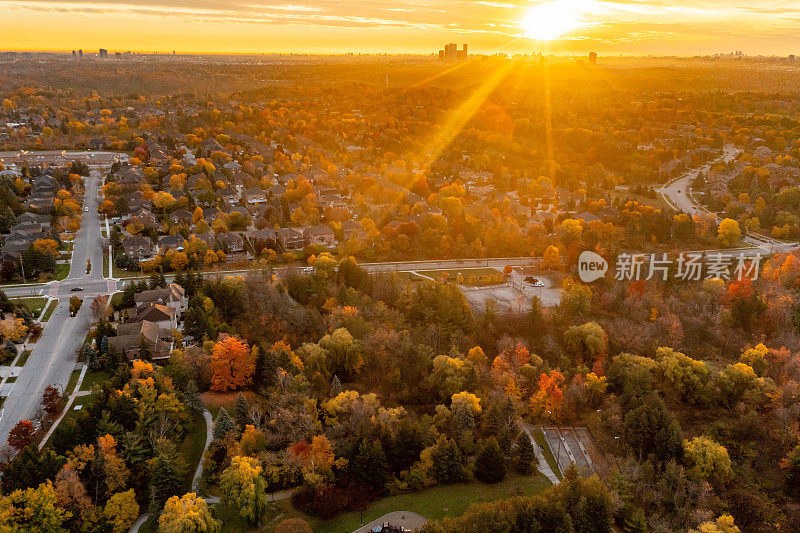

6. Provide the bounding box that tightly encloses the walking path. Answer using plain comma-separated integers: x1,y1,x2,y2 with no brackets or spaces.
191,409,213,492
520,422,560,485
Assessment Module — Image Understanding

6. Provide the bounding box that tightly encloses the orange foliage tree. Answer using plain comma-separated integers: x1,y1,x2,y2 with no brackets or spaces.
211,336,254,392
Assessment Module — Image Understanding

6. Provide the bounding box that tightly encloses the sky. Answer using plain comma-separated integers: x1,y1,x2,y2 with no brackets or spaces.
1,0,799,56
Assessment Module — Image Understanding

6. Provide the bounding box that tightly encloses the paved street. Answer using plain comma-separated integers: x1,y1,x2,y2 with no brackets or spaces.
659,144,798,257
0,167,109,450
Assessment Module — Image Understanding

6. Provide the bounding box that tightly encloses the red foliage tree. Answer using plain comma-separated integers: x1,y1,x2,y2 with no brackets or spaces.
8,420,35,450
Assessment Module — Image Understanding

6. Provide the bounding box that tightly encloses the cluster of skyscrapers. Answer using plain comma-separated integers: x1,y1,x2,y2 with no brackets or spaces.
438,43,468,61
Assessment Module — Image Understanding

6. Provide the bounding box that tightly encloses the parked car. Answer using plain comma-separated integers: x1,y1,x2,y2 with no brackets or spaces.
70,287,83,292
524,276,545,287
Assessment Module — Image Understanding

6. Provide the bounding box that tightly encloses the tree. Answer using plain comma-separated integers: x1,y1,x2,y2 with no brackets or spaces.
149,443,182,514
158,493,221,533
212,408,236,440
90,295,110,322
220,456,269,525
623,394,683,464
689,514,740,533
351,439,388,489
8,420,35,450
183,381,204,415
210,336,253,392
69,295,82,316
564,322,607,365
542,245,561,270
683,436,732,484
104,489,139,533
717,218,741,248
429,438,465,484
474,437,506,484
0,316,27,341
41,385,62,417
0,480,70,532
98,434,130,494
512,432,537,475
234,392,251,430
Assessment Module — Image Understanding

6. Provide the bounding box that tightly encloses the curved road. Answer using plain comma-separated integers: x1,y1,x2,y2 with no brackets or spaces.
658,143,797,256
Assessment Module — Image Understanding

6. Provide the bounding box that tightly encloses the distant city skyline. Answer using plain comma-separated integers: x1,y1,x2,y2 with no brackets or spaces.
1,0,800,56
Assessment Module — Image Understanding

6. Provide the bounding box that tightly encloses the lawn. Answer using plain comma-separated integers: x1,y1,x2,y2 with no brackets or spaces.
533,428,562,480
200,390,259,417
64,368,82,397
103,252,109,277
52,262,70,281
14,350,31,367
414,268,504,286
177,413,208,493
6,376,16,384
11,297,48,318
271,473,552,533
79,370,110,391
41,299,58,322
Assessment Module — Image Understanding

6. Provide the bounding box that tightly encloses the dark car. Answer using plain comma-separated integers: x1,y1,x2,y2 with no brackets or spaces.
70,287,83,292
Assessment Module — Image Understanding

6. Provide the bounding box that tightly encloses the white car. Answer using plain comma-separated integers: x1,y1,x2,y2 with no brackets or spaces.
84,207,89,212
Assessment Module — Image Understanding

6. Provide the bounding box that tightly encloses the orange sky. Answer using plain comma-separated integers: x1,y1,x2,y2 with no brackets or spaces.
1,0,799,56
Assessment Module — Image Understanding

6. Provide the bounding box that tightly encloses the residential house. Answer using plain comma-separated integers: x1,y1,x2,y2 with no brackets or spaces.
169,208,193,226
247,228,276,252
121,235,156,260
109,320,172,361
277,228,305,251
304,224,336,247
217,232,244,253
158,234,185,253
134,283,187,317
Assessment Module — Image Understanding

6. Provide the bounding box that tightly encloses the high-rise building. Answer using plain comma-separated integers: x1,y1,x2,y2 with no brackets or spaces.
589,51,597,65
78,49,83,58
438,43,469,61
99,49,108,58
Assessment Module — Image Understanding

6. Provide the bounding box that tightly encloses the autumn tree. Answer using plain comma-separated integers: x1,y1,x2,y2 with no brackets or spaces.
0,480,70,532
8,420,35,450
158,493,221,533
542,245,562,270
684,436,732,484
220,456,269,525
564,322,607,365
0,316,27,341
104,489,139,533
210,336,253,392
717,218,741,248
41,385,62,417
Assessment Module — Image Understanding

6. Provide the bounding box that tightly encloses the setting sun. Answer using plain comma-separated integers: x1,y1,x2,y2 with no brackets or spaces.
522,0,591,41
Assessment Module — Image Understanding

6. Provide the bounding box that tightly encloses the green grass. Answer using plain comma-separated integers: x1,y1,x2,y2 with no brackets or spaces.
103,252,109,277
14,350,31,367
533,428,562,480
79,370,110,391
274,473,552,533
176,413,208,493
5,376,16,384
64,368,81,397
52,262,70,281
11,297,48,318
41,299,58,322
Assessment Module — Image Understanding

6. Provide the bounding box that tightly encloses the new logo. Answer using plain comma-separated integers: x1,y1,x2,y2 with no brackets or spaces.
578,251,608,283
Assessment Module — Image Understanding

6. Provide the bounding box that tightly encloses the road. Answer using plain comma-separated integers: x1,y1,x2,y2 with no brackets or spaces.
658,144,798,257
0,168,110,450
